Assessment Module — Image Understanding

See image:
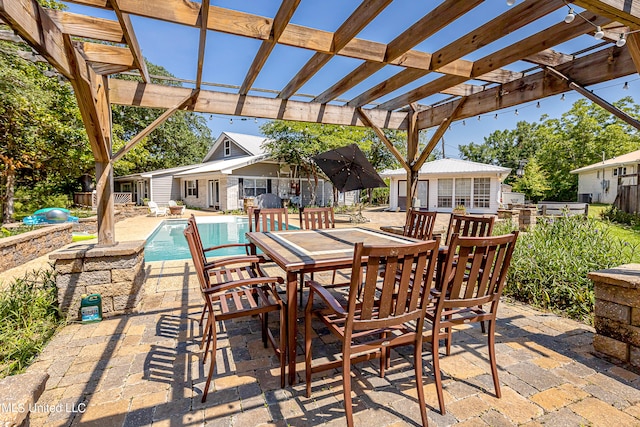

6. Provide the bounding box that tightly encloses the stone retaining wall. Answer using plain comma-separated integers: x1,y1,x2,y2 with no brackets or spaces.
49,241,146,319
0,224,72,273
589,263,640,367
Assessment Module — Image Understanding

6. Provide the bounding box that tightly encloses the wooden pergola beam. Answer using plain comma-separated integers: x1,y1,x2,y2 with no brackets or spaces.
574,0,640,27
239,0,300,95
110,1,149,83
416,47,637,129
47,10,125,43
277,0,391,100
381,11,607,111
77,42,135,68
546,66,640,130
112,90,200,162
627,32,640,73
413,98,467,172
195,0,209,90
109,78,410,129
356,107,410,172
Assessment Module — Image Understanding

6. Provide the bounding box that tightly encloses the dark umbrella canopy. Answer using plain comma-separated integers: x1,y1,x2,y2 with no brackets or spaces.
313,144,387,192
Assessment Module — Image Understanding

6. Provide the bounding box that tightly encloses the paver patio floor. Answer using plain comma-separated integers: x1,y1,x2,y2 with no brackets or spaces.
24,259,640,427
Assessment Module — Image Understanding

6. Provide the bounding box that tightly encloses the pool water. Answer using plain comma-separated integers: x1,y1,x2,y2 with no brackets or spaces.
144,216,296,262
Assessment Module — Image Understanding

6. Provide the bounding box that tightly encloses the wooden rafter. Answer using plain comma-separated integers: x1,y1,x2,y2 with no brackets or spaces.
380,11,608,111
417,47,636,129
414,98,467,172
47,10,125,43
546,66,640,130
240,0,300,95
523,49,575,67
356,107,409,171
77,42,134,68
278,0,391,100
195,0,210,90
574,0,640,27
109,79,410,130
110,0,149,83
628,32,640,73
112,90,200,162
314,0,482,105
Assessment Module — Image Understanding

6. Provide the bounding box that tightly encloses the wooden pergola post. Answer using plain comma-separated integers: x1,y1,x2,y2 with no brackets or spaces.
406,108,419,212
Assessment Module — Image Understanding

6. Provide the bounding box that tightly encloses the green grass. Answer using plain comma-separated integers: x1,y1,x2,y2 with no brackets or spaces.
589,204,640,262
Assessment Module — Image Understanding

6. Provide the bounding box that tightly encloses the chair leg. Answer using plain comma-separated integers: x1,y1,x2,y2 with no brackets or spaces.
262,312,269,348
202,315,217,402
200,305,209,350
432,329,446,415
342,354,354,427
414,338,429,427
202,315,215,364
488,319,501,398
304,296,314,398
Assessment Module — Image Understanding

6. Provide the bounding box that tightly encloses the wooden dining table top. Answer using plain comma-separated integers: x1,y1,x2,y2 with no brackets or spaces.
246,227,421,272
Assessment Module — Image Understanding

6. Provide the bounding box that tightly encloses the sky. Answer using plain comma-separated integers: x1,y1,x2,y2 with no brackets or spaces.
63,0,639,159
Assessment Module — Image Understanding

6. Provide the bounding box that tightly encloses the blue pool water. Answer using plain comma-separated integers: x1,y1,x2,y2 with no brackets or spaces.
144,216,296,262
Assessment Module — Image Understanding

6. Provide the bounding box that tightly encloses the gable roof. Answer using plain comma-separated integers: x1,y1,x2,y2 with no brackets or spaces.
381,158,511,178
202,132,268,162
114,163,202,180
570,149,640,174
175,154,270,177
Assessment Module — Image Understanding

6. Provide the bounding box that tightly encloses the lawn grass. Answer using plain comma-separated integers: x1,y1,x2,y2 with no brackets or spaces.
589,203,640,262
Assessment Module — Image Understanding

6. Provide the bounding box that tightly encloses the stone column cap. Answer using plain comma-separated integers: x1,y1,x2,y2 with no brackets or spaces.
588,264,640,289
49,240,145,260
0,372,49,426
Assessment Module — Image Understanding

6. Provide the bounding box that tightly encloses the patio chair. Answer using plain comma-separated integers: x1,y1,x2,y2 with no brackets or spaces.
426,231,518,415
298,207,337,305
444,213,495,245
168,200,185,215
184,222,286,401
248,207,290,232
147,201,167,216
404,208,437,240
304,239,439,427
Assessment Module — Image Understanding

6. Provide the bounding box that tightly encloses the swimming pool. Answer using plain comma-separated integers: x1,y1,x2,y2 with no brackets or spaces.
144,216,297,262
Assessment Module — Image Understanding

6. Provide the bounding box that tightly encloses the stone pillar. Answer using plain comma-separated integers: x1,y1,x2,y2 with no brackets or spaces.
49,241,146,319
518,208,536,231
589,263,640,367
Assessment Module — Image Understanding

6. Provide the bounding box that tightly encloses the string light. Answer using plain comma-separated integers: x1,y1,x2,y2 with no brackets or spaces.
462,120,466,126
477,115,481,121
254,118,258,123
494,114,498,120
536,102,541,108
506,0,516,5
564,7,575,23
514,109,519,116
594,26,604,40
560,94,566,101
229,118,233,124
562,3,640,45
623,82,629,90
616,33,627,47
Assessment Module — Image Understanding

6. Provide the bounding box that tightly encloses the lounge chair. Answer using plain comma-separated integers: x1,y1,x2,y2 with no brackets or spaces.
148,201,167,216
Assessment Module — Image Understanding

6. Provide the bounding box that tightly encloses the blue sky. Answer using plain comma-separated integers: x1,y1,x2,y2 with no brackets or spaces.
63,1,638,158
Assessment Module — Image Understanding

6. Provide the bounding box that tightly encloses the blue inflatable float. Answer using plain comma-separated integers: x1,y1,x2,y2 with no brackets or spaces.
22,208,79,225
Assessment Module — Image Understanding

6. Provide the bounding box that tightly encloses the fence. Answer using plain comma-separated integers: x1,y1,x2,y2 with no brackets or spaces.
75,192,132,208
615,184,639,214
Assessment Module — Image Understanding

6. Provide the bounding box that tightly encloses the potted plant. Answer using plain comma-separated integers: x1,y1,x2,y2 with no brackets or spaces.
453,205,466,215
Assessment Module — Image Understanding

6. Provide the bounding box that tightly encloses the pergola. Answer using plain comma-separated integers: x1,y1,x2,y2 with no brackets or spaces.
1,0,639,245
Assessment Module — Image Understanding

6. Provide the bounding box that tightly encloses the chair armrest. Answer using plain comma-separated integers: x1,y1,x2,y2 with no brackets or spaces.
203,255,263,270
203,243,250,253
307,280,346,316
204,276,284,295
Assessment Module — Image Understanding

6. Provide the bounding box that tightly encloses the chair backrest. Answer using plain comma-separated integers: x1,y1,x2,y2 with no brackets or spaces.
249,208,289,232
187,214,208,261
299,207,335,230
345,239,440,333
168,200,177,207
445,214,495,245
148,201,158,209
183,221,211,294
438,232,518,314
404,208,437,240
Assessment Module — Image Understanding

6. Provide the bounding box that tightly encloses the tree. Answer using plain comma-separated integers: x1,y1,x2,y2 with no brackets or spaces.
260,121,404,205
511,158,550,202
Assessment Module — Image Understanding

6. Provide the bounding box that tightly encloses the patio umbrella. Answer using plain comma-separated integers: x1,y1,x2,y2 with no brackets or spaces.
313,144,386,192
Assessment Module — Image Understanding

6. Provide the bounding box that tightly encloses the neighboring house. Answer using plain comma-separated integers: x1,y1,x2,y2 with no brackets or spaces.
570,149,640,204
380,158,511,214
115,132,342,210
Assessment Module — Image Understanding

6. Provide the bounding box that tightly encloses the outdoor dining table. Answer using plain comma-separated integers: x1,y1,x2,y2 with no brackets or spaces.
246,227,423,385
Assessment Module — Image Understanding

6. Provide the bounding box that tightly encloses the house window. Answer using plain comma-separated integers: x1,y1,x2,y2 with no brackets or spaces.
120,183,131,192
455,178,472,207
437,179,453,208
224,139,231,157
186,180,197,196
473,178,491,208
243,178,267,197
613,168,618,176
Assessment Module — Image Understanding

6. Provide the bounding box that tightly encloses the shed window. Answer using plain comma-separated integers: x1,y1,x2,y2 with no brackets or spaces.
473,178,491,208
224,139,231,157
437,179,453,208
455,178,472,207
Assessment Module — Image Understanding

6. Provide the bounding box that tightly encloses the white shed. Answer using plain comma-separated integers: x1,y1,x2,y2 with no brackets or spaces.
380,158,511,214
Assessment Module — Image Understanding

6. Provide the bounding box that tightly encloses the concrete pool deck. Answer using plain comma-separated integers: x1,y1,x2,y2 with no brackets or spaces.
4,208,640,426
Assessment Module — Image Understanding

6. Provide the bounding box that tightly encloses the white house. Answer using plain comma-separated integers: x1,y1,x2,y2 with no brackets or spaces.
380,158,511,214
114,132,348,210
570,150,640,204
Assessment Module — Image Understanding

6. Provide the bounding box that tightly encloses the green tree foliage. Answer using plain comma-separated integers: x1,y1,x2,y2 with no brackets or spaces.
460,98,640,201
111,62,213,175
511,157,550,202
260,121,404,204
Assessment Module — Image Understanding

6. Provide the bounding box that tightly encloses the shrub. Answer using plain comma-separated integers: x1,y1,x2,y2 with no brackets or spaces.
504,216,635,323
0,269,62,378
600,205,640,229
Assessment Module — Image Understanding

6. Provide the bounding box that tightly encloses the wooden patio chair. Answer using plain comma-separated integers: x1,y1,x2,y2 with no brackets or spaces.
248,207,290,232
404,208,437,240
444,214,495,245
304,239,440,427
184,222,287,401
426,231,519,415
298,207,338,305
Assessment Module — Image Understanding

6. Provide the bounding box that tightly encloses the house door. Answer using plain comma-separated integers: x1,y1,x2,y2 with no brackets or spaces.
398,180,428,210
208,180,220,209
136,181,145,205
